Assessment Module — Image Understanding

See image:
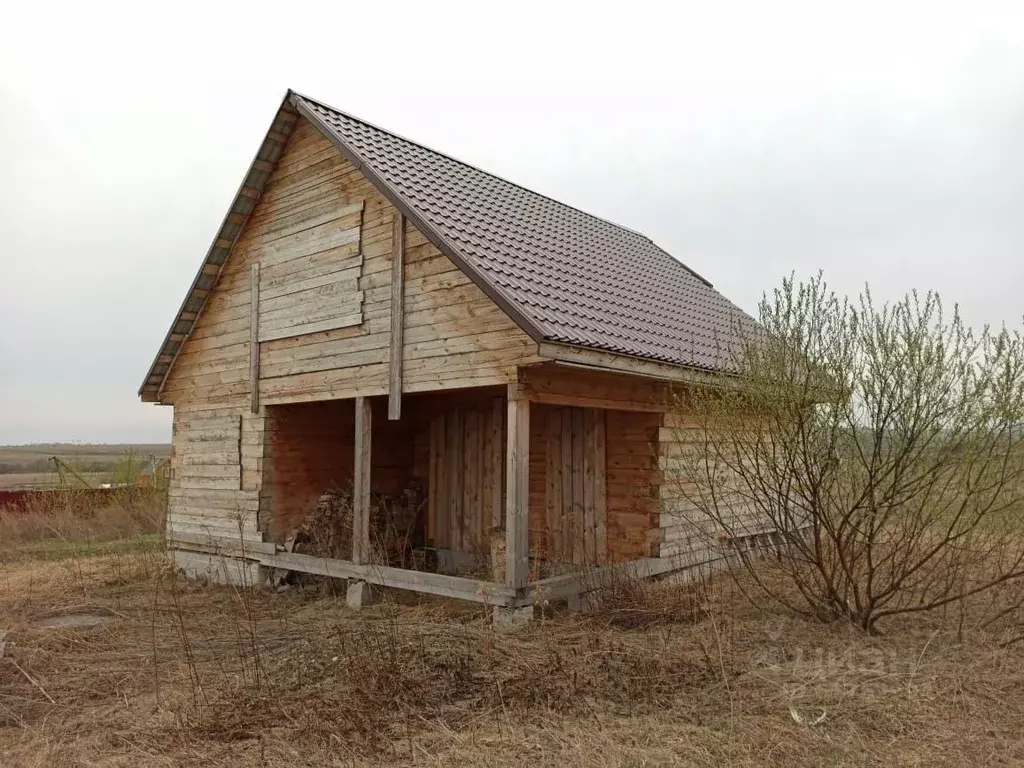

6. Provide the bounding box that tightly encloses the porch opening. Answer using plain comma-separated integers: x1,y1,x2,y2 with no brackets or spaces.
260,389,658,581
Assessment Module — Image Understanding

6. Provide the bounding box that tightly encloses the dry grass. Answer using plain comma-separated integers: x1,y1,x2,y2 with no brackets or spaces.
0,489,164,562
1,536,1023,767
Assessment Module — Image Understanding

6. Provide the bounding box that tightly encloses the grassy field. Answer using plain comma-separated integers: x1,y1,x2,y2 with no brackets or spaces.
0,444,171,489
1,504,1023,766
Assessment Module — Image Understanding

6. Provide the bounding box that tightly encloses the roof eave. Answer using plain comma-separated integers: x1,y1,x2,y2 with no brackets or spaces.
137,91,302,402
536,341,738,388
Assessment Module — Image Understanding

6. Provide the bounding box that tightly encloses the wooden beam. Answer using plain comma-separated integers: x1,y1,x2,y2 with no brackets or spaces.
388,211,405,420
522,387,666,413
505,383,530,590
538,343,733,388
488,397,504,529
249,263,261,414
593,410,607,564
167,531,276,557
252,551,519,605
352,396,372,564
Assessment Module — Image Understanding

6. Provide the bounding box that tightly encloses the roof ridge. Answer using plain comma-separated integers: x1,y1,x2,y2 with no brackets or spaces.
290,90,676,244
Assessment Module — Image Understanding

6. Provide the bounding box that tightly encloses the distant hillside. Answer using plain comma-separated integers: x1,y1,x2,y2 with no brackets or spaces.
0,444,171,490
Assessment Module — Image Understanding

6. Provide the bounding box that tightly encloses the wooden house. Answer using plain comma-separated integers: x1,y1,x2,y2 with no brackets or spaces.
139,90,752,621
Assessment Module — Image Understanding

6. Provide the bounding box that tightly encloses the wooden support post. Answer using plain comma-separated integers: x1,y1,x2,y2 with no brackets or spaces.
388,211,405,420
505,383,530,590
353,396,372,564
249,263,260,414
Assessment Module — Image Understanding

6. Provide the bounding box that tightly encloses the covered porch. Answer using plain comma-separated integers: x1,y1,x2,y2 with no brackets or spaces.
173,366,678,619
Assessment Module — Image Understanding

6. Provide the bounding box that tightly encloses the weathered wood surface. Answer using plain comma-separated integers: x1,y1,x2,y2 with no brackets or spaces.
518,365,673,564
260,398,414,539
352,396,372,564
249,263,260,413
505,385,530,589
534,405,608,565
425,398,505,553
256,551,519,605
656,410,762,561
256,199,364,342
167,406,267,544
521,364,670,413
158,117,542,409
388,211,405,419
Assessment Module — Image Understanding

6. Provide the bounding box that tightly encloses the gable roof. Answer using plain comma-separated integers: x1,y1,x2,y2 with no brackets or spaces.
141,90,752,401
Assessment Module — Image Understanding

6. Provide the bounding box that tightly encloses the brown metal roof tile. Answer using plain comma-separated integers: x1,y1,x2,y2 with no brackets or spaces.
293,93,754,372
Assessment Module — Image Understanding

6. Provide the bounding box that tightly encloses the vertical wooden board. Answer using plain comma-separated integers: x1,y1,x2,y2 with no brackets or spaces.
505,388,530,590
388,211,405,420
249,263,260,414
427,414,442,546
560,407,575,561
352,396,372,564
545,407,564,561
489,397,504,528
482,404,495,532
593,409,608,564
236,414,244,491
466,410,484,552
446,408,463,550
571,407,585,564
582,409,597,564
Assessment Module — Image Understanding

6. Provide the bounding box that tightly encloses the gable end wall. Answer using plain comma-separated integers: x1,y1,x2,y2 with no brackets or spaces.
160,117,542,410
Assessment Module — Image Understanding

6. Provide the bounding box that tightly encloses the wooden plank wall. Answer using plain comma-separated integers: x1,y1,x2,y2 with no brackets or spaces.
531,405,607,564
167,406,263,543
425,398,504,554
156,116,546,544
160,116,541,410
656,410,763,563
260,398,413,540
256,201,365,342
606,410,661,561
522,367,665,564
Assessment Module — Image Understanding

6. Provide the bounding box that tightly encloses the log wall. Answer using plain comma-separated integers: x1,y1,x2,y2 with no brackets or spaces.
261,398,415,540
166,405,264,545
160,117,540,409
158,116,542,545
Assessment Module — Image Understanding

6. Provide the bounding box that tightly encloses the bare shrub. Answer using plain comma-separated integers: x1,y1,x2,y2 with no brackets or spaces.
667,273,1024,633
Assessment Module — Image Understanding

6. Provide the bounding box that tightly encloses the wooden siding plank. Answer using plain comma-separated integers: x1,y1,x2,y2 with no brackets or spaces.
593,409,608,564
571,407,585,565
428,413,443,546
505,386,530,589
545,407,563,561
560,407,574,561
446,408,463,550
388,211,405,420
487,397,504,529
249,263,260,414
352,396,372,564
257,310,363,342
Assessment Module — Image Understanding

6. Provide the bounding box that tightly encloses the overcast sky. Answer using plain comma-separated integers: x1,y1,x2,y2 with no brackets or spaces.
1,1,1022,444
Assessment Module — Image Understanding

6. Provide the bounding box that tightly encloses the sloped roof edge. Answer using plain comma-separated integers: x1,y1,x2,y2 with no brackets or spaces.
289,92,550,347
138,93,302,401
141,89,754,402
